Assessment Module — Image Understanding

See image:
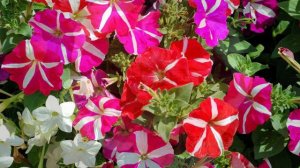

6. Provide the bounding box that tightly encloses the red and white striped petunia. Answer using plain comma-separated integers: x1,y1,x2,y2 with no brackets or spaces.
73,96,121,140
170,38,213,85
29,9,86,64
224,73,272,134
121,47,192,119
117,11,162,55
75,38,109,72
116,130,174,168
287,109,300,156
225,0,240,16
87,0,144,36
258,158,272,168
1,39,63,95
229,152,255,168
183,97,239,158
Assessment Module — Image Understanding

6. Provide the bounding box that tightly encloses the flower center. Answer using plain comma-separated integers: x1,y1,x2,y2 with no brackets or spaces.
53,29,63,38
140,153,148,160
52,111,59,117
155,70,165,81
110,0,118,4
82,136,89,142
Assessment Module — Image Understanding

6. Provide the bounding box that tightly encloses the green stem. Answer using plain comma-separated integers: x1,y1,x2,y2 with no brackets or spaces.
38,145,46,168
0,92,24,113
0,89,13,97
291,97,300,104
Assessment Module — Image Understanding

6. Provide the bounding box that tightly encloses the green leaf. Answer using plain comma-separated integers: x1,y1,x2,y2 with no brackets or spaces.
153,116,177,142
280,0,300,20
271,113,289,137
247,44,264,59
272,21,290,37
169,83,193,103
252,127,289,159
24,92,47,111
61,68,73,89
16,23,32,37
230,40,255,53
227,53,246,70
2,34,25,53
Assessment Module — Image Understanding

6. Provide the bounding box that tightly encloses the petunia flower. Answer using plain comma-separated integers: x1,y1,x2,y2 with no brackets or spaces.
286,109,300,156
242,0,278,33
0,53,9,82
225,0,240,16
0,121,24,168
73,96,121,140
224,73,272,134
258,158,272,168
117,11,162,55
73,69,115,109
29,9,86,64
183,97,239,158
170,38,213,85
75,38,109,73
194,0,229,47
116,130,174,168
87,0,145,36
169,123,184,146
21,108,58,153
60,134,102,167
33,95,75,133
1,39,63,95
229,152,255,168
121,47,192,119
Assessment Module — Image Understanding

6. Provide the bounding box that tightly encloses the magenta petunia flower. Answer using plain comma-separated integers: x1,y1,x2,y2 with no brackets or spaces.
0,54,9,82
242,0,278,33
75,38,109,72
73,96,121,140
287,109,300,156
87,0,145,36
224,73,272,134
258,158,272,168
117,11,162,55
1,39,63,95
116,130,174,168
73,69,114,109
29,9,86,64
194,0,229,47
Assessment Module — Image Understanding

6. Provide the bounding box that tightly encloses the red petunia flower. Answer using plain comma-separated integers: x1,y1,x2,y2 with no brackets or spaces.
170,38,213,85
183,97,239,158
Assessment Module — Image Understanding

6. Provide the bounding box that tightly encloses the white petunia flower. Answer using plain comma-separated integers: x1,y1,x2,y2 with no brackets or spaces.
73,76,95,99
33,95,75,133
60,134,102,168
21,108,57,153
0,120,24,168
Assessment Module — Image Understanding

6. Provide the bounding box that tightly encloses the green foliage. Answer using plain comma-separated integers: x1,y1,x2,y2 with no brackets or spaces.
159,0,194,47
213,151,231,168
252,126,289,159
272,20,290,37
23,92,47,111
271,31,300,58
61,68,73,89
227,53,268,76
110,52,134,74
280,0,300,20
271,84,298,114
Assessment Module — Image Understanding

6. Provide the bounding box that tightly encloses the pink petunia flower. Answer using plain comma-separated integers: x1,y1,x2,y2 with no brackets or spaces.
229,152,255,168
117,11,162,55
1,39,63,95
73,69,114,109
170,38,213,85
225,0,240,16
194,0,229,47
242,0,278,33
183,97,239,159
73,96,121,140
29,9,86,64
75,38,109,73
116,130,174,168
258,158,272,168
169,123,184,146
87,0,145,36
287,109,300,156
224,73,272,134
